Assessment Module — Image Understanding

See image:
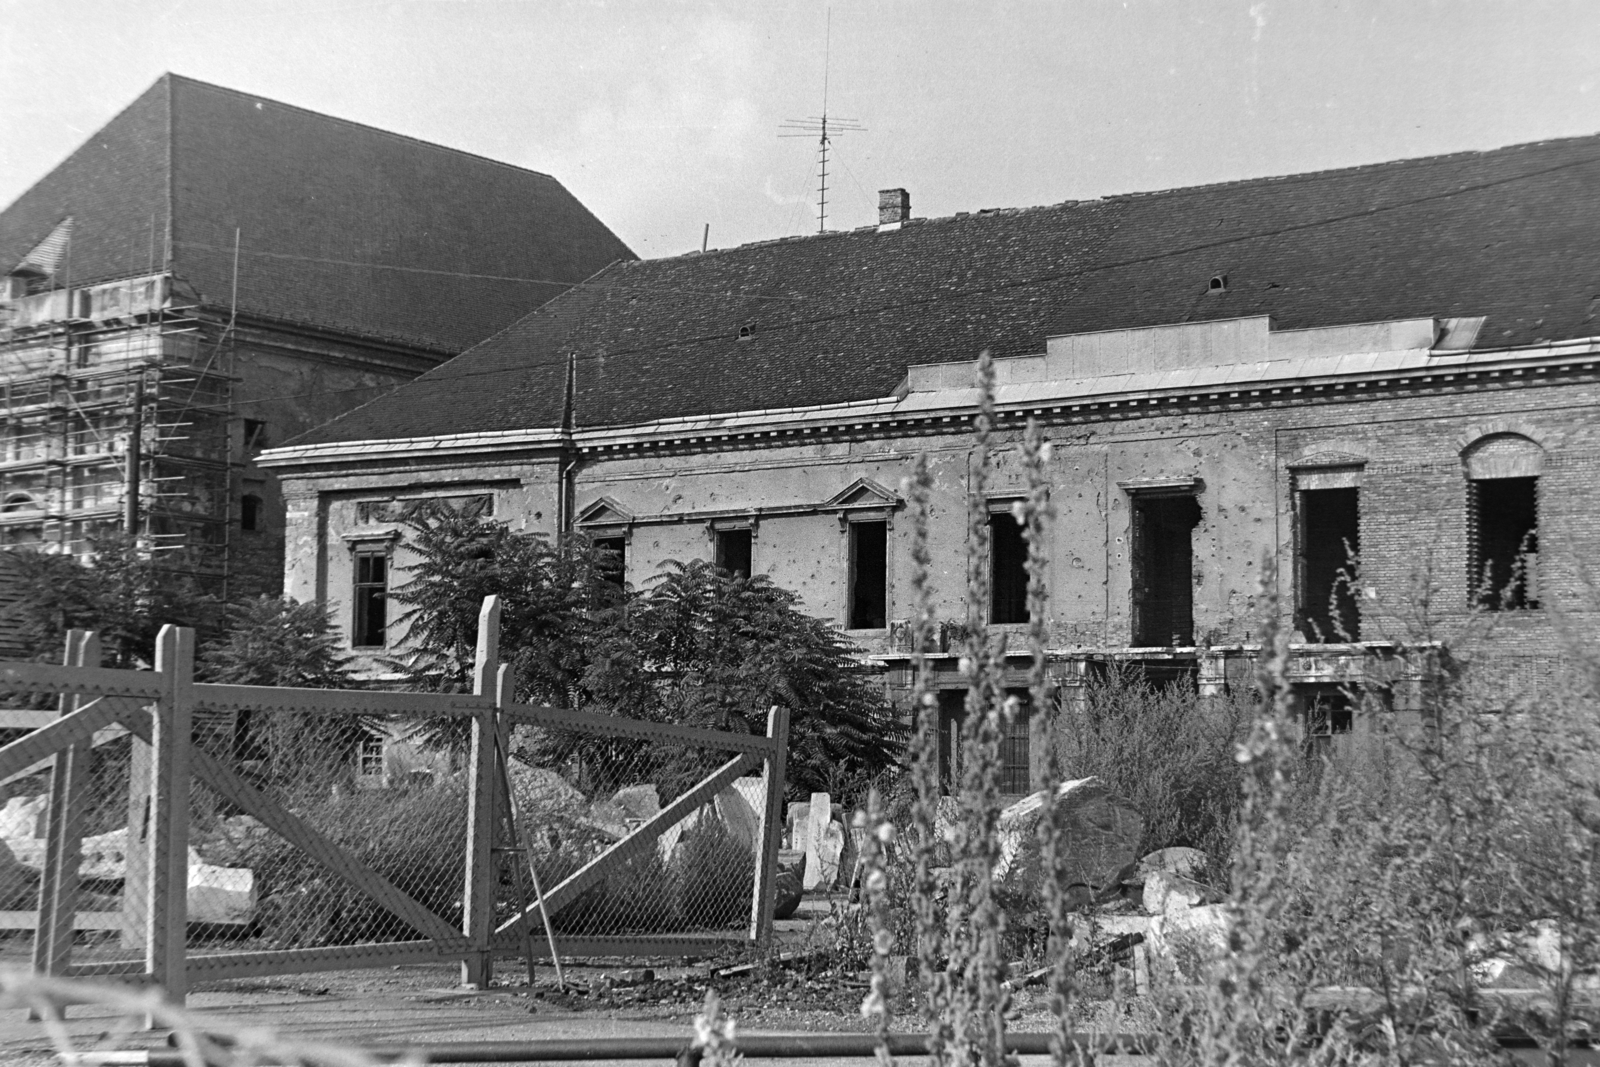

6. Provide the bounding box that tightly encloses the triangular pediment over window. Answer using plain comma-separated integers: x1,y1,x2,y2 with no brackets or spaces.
824,478,901,511
575,496,634,527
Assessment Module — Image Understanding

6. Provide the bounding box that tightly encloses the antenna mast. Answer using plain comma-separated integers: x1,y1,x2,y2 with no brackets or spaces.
780,10,864,233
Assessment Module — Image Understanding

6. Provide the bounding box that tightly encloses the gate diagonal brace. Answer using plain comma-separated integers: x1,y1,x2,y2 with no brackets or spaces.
495,752,760,940
117,712,469,951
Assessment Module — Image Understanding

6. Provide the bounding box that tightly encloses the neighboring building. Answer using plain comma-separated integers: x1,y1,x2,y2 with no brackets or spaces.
260,136,1600,784
0,73,632,594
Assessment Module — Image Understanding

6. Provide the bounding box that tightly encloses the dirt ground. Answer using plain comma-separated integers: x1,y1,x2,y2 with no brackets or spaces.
0,956,1121,1066
0,898,1139,1066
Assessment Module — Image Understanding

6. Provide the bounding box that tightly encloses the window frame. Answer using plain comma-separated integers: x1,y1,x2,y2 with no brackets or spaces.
351,542,392,649
710,521,755,579
1292,471,1362,642
987,498,1030,625
1125,488,1202,647
1462,433,1544,612
845,517,890,631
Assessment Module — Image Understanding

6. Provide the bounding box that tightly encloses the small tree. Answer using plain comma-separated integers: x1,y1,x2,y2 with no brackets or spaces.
7,534,209,667
198,596,361,784
387,504,623,705
583,560,902,798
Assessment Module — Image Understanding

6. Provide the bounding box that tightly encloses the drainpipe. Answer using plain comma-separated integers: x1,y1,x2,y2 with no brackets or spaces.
556,352,577,545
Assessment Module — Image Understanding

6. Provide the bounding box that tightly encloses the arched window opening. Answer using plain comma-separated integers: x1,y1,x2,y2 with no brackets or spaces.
2,492,40,514
1464,434,1543,610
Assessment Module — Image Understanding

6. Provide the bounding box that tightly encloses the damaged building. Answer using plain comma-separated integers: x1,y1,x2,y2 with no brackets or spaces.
259,135,1600,782
0,74,632,592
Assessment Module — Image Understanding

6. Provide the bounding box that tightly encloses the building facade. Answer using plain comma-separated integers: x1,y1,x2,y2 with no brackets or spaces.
1,74,632,592
260,135,1600,783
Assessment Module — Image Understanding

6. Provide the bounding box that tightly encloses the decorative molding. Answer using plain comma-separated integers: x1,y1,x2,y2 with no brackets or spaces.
341,529,402,546
1456,420,1548,453
574,496,635,528
355,494,491,525
1116,476,1201,494
1287,438,1370,466
823,477,902,511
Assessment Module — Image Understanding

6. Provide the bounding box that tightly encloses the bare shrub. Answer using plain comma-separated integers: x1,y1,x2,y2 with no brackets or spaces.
1052,667,1249,863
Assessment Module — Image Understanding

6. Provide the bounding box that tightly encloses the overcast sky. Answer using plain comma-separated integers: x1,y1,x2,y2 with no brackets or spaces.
3,1,1599,260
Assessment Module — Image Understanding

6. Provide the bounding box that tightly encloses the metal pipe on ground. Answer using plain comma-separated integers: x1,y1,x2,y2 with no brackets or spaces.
116,1030,1156,1065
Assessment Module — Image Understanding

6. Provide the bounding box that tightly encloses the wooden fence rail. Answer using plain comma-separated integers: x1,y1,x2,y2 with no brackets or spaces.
0,596,789,1014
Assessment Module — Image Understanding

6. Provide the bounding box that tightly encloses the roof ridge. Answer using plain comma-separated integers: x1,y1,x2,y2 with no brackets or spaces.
1099,131,1600,204
163,72,564,183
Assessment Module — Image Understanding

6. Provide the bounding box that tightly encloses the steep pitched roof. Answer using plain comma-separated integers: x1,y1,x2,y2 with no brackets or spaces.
0,74,634,353
293,131,1600,446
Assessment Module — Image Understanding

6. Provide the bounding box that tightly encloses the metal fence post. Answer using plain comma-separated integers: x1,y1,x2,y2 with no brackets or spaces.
462,595,502,988
146,625,194,1008
32,630,96,1005
749,705,790,949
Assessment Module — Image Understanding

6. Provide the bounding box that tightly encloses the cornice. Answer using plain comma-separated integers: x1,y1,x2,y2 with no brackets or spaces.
257,336,1600,473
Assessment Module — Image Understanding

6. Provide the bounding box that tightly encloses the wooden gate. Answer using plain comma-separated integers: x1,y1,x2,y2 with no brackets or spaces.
0,596,788,1004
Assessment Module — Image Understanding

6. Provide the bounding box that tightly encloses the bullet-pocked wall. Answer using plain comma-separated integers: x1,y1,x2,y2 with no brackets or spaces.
272,328,1600,683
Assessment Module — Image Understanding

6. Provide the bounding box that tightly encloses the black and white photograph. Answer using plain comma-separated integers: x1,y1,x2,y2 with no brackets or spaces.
2,3,1600,1064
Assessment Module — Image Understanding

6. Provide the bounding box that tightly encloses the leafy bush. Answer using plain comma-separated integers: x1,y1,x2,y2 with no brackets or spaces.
390,502,901,795
582,560,902,798
197,597,363,775
5,533,211,667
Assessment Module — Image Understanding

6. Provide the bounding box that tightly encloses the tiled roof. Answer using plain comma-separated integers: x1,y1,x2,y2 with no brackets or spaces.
292,131,1600,445
0,74,634,354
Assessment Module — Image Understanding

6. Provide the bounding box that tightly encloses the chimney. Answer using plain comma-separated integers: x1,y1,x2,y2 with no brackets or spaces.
878,188,910,229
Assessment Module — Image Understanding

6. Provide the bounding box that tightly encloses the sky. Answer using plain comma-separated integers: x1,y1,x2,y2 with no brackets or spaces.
2,1,1599,260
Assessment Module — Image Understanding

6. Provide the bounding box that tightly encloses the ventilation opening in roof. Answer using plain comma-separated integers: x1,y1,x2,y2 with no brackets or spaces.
737,325,753,341
1208,274,1229,293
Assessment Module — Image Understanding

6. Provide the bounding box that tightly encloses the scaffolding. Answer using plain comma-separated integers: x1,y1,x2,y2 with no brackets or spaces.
0,273,238,587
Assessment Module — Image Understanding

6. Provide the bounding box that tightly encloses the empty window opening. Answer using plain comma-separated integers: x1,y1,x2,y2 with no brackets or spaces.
1209,273,1229,293
1469,476,1538,610
1131,494,1202,647
714,527,753,579
239,494,263,532
242,418,269,451
353,548,389,648
1297,487,1360,640
737,325,753,340
848,520,888,629
594,535,626,586
990,511,1029,624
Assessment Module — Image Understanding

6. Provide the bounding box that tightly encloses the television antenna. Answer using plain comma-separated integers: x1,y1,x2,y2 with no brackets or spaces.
780,10,864,234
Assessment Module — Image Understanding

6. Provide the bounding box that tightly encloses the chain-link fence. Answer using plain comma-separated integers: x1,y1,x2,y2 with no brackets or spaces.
185,707,468,957
503,726,765,942
0,692,151,973
0,606,785,995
